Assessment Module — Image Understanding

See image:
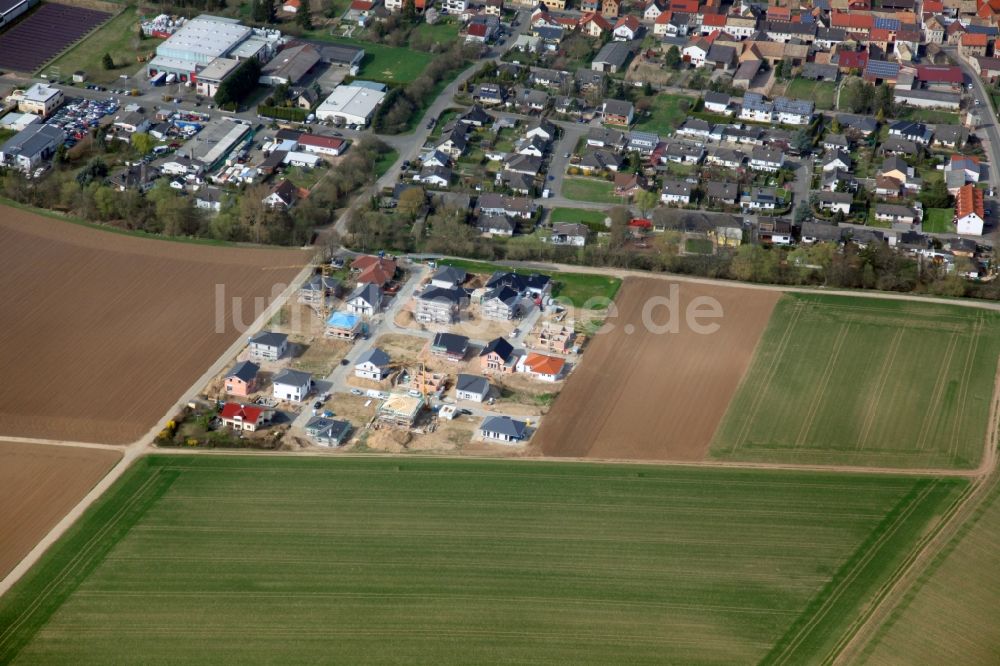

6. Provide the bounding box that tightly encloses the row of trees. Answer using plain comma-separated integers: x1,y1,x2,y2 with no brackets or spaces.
371,42,478,134
214,58,262,109
839,76,895,119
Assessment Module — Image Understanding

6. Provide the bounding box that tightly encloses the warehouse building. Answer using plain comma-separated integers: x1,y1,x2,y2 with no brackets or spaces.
315,82,386,126
259,43,321,85
194,57,241,97
178,118,251,169
146,15,276,83
0,0,36,27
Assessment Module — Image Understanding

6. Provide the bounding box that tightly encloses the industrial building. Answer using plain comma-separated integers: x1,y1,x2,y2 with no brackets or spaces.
177,119,251,169
0,123,65,172
258,43,320,85
0,0,36,27
12,83,64,118
315,82,386,126
146,15,275,83
194,57,241,97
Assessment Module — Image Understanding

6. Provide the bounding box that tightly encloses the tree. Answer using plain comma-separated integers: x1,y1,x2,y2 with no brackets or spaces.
296,0,312,29
635,189,658,216
608,206,630,249
919,178,952,209
792,129,813,154
76,157,108,186
214,58,262,108
664,45,681,68
131,132,155,155
251,0,273,23
397,187,425,220
828,117,841,134
101,52,114,70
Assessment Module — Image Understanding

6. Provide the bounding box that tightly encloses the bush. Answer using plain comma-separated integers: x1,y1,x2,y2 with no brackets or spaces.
257,105,308,122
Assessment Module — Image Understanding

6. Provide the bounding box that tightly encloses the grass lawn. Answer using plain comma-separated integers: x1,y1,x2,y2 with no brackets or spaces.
562,177,623,205
785,78,837,110
47,6,161,84
283,165,323,190
685,237,713,254
550,206,608,231
861,475,1000,663
631,94,689,134
922,207,955,234
300,36,433,84
898,108,961,125
374,148,399,178
711,293,1000,469
411,20,461,43
438,258,621,307
0,455,966,665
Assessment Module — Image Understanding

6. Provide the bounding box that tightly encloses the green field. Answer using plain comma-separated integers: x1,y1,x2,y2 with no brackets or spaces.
685,237,714,254
46,6,161,83
898,108,961,125
0,455,966,664
562,178,623,204
711,293,1000,469
922,207,955,233
550,206,608,231
438,258,621,307
861,476,1000,664
411,20,461,44
374,148,399,178
632,94,689,134
785,78,838,110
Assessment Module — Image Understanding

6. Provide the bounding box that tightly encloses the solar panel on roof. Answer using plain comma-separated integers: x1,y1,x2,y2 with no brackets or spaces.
866,60,900,77
873,17,901,30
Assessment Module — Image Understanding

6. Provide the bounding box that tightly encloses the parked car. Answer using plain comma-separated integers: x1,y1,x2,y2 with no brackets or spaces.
350,388,364,396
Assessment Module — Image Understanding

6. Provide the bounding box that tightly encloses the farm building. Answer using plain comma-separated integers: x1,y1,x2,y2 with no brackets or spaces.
377,393,424,428
315,83,387,126
305,416,351,446
479,415,529,443
219,402,274,431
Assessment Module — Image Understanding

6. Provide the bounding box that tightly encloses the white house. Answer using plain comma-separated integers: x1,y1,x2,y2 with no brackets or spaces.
749,147,785,172
816,191,853,216
272,368,312,402
660,179,692,205
455,374,491,402
345,283,382,316
479,415,529,443
355,348,391,380
956,184,985,236
248,331,288,361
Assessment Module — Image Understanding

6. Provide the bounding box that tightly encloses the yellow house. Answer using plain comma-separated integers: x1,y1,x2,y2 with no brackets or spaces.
709,226,743,248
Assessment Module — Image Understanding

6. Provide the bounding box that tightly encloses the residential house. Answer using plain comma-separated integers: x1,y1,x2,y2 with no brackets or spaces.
961,32,989,57
580,12,613,38
304,417,351,446
889,120,933,145
481,285,522,320
194,186,225,211
705,147,745,169
479,415,529,443
822,150,853,173
415,285,468,323
755,218,794,245
416,165,452,188
705,181,739,205
741,187,779,211
224,361,260,397
587,126,626,150
109,163,160,192
703,91,732,115
477,213,516,236
355,348,391,380
345,282,383,317
816,191,853,215
480,336,517,374
263,179,298,209
272,368,312,403
602,99,635,125
430,266,468,289
486,271,551,299
628,131,659,154
773,97,815,125
880,136,920,157
0,123,65,172
660,179,693,205
741,93,774,123
220,403,273,432
325,310,363,340
614,171,646,197
660,141,704,165
535,322,574,353
298,274,341,306
578,147,623,173
676,118,712,140
476,193,535,219
749,147,785,172
518,352,566,381
455,374,491,402
874,203,920,225
879,156,922,193
248,331,288,361
430,332,470,362
546,222,588,246
613,15,639,40
955,183,985,235
935,125,968,150
351,255,397,287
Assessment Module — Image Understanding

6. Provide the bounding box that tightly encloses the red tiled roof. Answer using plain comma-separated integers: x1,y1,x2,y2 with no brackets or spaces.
962,32,989,47
669,0,699,12
837,50,869,70
655,9,672,23
701,12,726,26
615,15,640,31
524,353,565,376
916,65,963,83
468,22,488,36
349,0,373,9
956,183,985,219
580,11,613,30
831,11,873,29
629,217,653,228
220,403,266,424
923,0,944,11
297,134,346,150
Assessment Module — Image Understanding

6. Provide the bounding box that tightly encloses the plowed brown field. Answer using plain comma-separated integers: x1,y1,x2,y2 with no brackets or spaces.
535,277,779,461
0,208,308,444
0,441,120,579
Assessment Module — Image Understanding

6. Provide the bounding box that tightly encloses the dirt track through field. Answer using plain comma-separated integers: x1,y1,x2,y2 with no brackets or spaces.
0,207,309,444
0,441,120,580
534,277,779,461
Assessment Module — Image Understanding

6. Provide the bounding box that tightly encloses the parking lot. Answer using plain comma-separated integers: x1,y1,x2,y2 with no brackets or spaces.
44,96,119,147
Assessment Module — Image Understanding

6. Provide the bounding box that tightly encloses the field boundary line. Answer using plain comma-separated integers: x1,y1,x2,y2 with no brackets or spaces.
915,334,960,452
767,481,938,666
0,436,122,451
731,300,805,452
830,357,1000,664
856,328,905,451
947,317,983,461
0,466,163,657
794,323,851,449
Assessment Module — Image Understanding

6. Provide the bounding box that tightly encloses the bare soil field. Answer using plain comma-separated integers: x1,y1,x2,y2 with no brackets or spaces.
0,441,120,579
0,208,308,444
534,277,779,461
